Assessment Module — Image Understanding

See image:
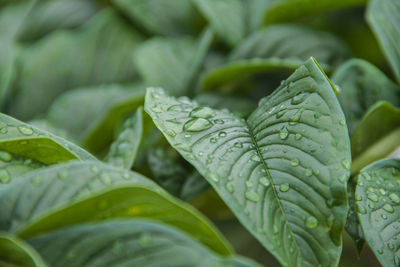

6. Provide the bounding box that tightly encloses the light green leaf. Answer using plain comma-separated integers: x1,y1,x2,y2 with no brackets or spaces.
112,0,202,36
145,58,351,266
0,113,96,163
0,232,47,267
351,102,400,175
17,0,100,42
230,24,352,69
105,107,143,169
9,9,144,120
134,29,213,96
28,219,258,267
367,0,400,83
0,151,44,187
262,0,367,24
332,59,400,135
47,84,145,153
192,0,246,46
355,159,400,267
0,161,232,256
201,58,302,91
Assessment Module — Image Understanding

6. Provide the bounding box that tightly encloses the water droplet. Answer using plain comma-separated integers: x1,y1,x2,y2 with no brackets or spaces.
387,242,394,250
289,109,302,125
355,195,362,201
183,118,213,132
305,168,313,177
225,182,235,193
99,173,112,185
290,158,299,166
151,105,163,113
31,176,42,186
305,216,318,228
367,193,379,202
219,131,227,137
234,142,243,148
339,174,347,183
361,172,371,181
167,104,183,112
210,173,220,182
377,249,383,255
379,188,386,195
291,93,308,105
245,190,260,202
17,126,33,136
214,119,224,124
383,203,394,213
165,129,176,137
0,169,10,183
280,183,290,192
314,112,321,119
210,137,217,143
58,171,69,180
259,177,270,186
339,120,346,126
279,127,289,140
190,107,216,119
341,159,350,170
389,193,400,203
246,180,253,188
175,143,192,152
276,110,286,118
295,133,302,140
330,140,337,147
251,155,261,162
357,205,367,214
381,214,388,219
368,203,375,209
0,151,12,162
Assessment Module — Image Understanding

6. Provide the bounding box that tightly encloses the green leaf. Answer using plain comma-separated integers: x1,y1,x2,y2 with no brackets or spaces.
344,178,365,254
47,84,145,153
9,9,144,120
145,58,351,266
112,0,202,36
0,151,45,187
28,219,258,267
354,158,400,267
248,0,274,31
230,24,352,69
195,93,257,118
201,58,303,92
367,0,400,83
17,0,100,42
0,113,96,163
134,29,213,96
332,59,400,135
0,233,47,267
351,102,400,175
105,107,143,169
147,146,209,200
192,0,246,46
262,0,367,24
0,161,232,256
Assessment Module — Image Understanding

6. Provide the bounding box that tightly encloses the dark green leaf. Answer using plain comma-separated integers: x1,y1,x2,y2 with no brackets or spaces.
0,233,47,267
145,58,351,266
17,0,100,42
105,107,143,169
0,161,232,256
367,0,400,83
192,0,246,46
9,9,144,120
134,29,213,96
195,93,257,118
230,24,352,69
262,0,367,24
147,146,209,200
201,58,302,91
351,102,400,175
0,113,96,163
332,59,400,135
112,0,202,36
28,219,258,267
355,159,400,267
